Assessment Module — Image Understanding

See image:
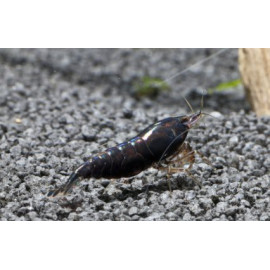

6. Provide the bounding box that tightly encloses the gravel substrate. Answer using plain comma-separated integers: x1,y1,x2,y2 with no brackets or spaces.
0,48,269,221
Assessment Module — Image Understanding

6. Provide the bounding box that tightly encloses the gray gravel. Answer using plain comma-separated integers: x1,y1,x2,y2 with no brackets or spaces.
0,48,269,221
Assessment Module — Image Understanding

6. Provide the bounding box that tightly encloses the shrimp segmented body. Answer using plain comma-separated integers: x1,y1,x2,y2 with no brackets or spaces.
48,111,203,197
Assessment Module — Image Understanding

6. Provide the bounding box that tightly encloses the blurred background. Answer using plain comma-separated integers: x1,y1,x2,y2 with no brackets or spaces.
0,48,246,118
0,48,269,221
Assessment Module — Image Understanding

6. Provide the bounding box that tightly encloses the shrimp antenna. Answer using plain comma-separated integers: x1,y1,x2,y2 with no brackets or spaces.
164,48,229,83
199,88,208,113
199,89,220,120
201,112,219,120
183,96,194,114
200,90,204,113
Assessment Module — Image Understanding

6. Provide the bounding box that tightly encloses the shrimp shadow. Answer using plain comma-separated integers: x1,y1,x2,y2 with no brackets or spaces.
98,176,199,203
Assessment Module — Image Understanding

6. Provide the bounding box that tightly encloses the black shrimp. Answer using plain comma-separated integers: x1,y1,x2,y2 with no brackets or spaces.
48,111,204,196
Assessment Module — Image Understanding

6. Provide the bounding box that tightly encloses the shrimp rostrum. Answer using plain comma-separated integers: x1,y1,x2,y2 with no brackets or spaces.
48,111,205,197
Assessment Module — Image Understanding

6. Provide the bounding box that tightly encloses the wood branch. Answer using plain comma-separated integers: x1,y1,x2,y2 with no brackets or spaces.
238,48,270,116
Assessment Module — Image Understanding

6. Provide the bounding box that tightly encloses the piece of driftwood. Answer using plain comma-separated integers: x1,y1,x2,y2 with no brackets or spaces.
239,48,270,116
